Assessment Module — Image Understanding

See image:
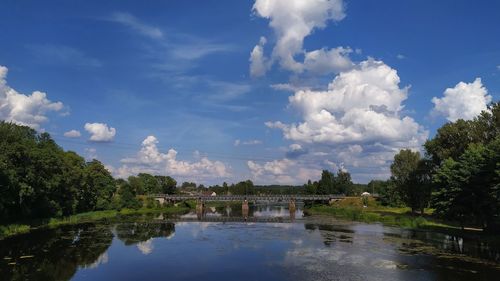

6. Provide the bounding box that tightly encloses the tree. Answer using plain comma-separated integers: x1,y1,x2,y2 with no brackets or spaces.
334,169,353,195
80,160,116,211
59,151,86,215
116,180,142,209
425,102,500,166
433,140,500,230
304,180,317,195
424,120,476,165
155,175,177,194
368,180,402,206
137,173,160,194
128,176,144,195
318,170,334,194
390,149,431,214
181,182,197,189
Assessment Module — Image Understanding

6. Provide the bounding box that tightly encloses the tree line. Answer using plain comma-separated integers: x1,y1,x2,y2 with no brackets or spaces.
371,102,499,231
0,122,179,223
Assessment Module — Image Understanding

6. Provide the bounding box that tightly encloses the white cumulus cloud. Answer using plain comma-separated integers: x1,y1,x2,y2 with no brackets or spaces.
262,59,430,183
250,0,350,75
84,122,116,142
0,65,64,129
303,47,354,74
64,129,81,138
431,78,492,122
247,158,320,185
266,59,428,146
249,36,270,77
116,136,230,183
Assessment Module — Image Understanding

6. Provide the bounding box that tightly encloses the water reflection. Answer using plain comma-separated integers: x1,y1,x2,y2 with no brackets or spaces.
0,223,113,280
0,206,499,281
188,204,301,222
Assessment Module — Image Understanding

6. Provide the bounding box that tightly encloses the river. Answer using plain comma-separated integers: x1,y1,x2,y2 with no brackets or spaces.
1,204,499,280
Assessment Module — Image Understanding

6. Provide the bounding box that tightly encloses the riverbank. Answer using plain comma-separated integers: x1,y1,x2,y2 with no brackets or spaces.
0,205,190,240
303,197,472,232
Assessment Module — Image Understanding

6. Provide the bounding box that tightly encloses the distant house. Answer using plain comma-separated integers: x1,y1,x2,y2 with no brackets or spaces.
202,190,217,197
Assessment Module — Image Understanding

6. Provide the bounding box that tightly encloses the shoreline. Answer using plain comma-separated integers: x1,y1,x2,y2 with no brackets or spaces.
0,205,191,240
0,200,252,240
2,201,495,241
302,204,500,239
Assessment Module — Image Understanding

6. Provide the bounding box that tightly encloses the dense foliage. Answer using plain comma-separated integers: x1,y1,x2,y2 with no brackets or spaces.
0,122,113,221
375,103,499,231
0,122,177,223
303,169,356,195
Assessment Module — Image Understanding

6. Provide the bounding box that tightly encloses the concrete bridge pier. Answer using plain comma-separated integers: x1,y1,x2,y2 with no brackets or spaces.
196,197,204,212
289,198,296,212
242,199,249,220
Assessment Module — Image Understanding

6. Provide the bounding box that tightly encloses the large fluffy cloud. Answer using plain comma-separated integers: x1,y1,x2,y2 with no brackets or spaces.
84,122,116,142
117,136,230,182
247,158,320,185
0,65,64,129
260,59,429,183
431,78,492,122
250,0,350,76
266,59,428,147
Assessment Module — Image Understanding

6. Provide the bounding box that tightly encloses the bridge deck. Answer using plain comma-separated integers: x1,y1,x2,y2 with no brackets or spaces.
150,194,344,201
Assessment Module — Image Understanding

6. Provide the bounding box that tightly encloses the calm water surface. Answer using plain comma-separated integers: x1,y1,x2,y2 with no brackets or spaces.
1,204,499,281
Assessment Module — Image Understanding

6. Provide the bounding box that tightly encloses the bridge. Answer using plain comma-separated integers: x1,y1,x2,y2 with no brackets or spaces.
150,194,344,202
150,194,345,213
155,216,298,223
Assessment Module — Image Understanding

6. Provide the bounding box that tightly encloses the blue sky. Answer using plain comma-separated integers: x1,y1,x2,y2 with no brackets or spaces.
0,0,499,185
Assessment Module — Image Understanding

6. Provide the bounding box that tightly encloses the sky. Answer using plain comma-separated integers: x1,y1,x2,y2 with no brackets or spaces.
0,0,499,185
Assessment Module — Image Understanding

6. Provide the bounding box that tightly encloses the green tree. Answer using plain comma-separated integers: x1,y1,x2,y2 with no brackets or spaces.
433,140,500,230
128,175,144,195
155,175,177,194
368,180,402,206
390,149,431,214
117,180,142,209
137,173,160,194
304,180,318,195
318,170,334,194
80,160,115,211
334,169,353,195
424,120,476,165
59,151,86,215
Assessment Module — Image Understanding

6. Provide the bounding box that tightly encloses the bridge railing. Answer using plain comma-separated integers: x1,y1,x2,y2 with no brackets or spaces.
149,194,345,201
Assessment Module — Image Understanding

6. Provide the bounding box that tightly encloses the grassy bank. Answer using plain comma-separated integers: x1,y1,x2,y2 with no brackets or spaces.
0,205,190,240
304,197,453,230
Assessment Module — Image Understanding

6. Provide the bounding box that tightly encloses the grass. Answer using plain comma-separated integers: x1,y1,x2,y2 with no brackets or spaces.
0,224,31,239
305,205,448,229
1,205,190,240
304,197,452,230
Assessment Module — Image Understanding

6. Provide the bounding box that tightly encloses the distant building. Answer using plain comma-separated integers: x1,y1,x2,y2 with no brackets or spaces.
202,190,217,197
